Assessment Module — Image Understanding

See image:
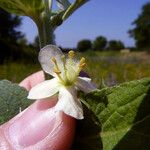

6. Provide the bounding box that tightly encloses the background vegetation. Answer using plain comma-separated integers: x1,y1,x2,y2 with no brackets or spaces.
0,51,150,87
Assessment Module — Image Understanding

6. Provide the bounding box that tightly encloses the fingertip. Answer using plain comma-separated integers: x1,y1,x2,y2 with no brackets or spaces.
1,98,76,150
55,112,76,150
19,71,45,90
38,112,76,150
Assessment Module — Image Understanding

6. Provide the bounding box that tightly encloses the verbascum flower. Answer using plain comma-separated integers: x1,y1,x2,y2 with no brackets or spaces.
28,45,96,119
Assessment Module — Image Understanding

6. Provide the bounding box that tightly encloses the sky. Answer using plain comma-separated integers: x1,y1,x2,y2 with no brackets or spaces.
19,0,150,48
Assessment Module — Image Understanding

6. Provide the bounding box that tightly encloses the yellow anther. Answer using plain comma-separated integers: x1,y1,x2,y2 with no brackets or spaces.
51,57,57,64
78,57,86,71
68,50,75,58
51,57,61,74
79,57,85,65
53,68,61,74
79,63,86,69
53,68,64,83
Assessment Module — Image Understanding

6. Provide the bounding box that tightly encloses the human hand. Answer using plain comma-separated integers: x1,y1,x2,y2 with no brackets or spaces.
0,71,75,150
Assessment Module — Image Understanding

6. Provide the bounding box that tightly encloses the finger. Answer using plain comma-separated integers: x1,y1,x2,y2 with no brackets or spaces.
0,98,75,150
19,71,45,91
19,71,89,91
0,71,76,149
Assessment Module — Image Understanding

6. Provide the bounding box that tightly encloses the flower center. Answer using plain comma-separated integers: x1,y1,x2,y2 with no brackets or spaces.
51,50,86,86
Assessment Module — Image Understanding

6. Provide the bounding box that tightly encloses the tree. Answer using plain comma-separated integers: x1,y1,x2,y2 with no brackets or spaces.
77,39,92,52
0,9,22,41
93,36,107,50
32,36,40,51
0,8,23,62
129,3,150,49
108,40,124,51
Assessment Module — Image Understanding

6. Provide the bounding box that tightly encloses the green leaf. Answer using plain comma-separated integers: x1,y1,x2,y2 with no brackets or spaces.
51,0,89,28
56,0,71,10
62,0,89,20
0,0,44,20
0,80,32,125
51,10,65,28
74,78,150,150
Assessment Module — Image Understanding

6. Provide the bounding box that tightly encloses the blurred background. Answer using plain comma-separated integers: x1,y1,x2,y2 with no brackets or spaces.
0,0,150,86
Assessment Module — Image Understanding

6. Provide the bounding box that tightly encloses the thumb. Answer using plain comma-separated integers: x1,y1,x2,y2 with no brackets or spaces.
0,98,75,150
0,71,76,150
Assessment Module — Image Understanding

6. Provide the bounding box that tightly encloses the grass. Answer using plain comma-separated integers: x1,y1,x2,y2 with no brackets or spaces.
0,62,41,83
79,51,150,86
0,51,150,86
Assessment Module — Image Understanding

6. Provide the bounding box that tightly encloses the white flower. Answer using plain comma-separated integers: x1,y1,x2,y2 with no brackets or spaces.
28,45,96,119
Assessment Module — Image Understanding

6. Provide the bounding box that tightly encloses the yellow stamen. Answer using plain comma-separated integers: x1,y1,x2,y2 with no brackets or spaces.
80,57,85,63
51,57,57,64
53,68,61,74
55,72,64,83
79,57,86,66
68,50,75,58
75,57,86,77
61,55,66,68
79,62,86,69
51,57,65,83
61,55,67,71
51,57,61,73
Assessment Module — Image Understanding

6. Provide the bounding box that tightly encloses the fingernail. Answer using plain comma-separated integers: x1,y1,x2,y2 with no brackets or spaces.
5,100,62,148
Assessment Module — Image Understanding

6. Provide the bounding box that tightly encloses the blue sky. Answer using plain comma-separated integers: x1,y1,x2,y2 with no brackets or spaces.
20,0,150,48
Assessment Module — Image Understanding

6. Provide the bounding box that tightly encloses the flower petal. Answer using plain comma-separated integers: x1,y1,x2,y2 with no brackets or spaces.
38,45,63,76
28,78,59,99
55,87,83,119
76,77,96,94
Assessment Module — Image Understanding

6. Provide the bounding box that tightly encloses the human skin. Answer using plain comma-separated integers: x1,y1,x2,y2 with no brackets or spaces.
0,71,76,150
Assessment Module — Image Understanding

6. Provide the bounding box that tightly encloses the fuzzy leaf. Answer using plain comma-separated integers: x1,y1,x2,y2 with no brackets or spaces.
62,0,89,20
74,78,150,150
0,0,44,19
0,80,32,125
51,0,89,27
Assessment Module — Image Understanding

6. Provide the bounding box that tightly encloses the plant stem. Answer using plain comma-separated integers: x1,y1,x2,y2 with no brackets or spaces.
37,0,54,49
33,0,54,79
38,21,54,48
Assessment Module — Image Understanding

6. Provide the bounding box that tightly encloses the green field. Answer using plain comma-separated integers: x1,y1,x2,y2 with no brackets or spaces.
0,51,150,86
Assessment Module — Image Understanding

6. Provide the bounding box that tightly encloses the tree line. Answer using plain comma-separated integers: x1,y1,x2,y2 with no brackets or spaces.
76,37,125,52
